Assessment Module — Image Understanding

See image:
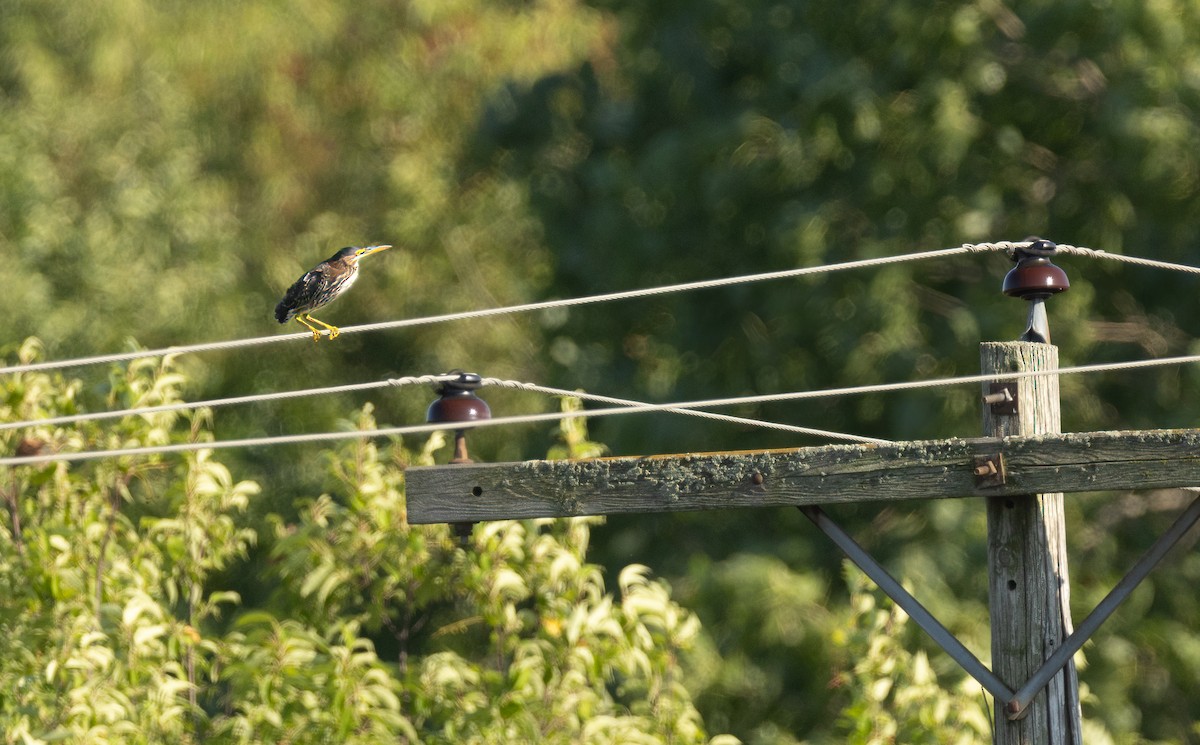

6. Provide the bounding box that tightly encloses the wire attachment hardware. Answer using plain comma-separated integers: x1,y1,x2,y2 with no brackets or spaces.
983,382,1018,415
426,372,492,543
972,453,1007,488
1003,238,1070,343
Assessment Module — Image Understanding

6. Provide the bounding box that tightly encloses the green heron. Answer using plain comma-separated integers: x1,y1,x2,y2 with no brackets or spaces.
275,244,392,341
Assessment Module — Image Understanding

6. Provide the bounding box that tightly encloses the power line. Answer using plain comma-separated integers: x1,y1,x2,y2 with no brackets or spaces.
8,351,1194,434
0,405,875,468
0,241,1022,376
0,374,459,432
709,353,1200,406
478,378,890,444
4,352,1199,467
1048,243,1200,276
0,372,888,444
3,240,1197,379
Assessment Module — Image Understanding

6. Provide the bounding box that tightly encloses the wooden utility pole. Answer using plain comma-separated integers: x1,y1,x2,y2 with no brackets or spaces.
982,342,1081,744
408,393,1200,743
406,243,1200,744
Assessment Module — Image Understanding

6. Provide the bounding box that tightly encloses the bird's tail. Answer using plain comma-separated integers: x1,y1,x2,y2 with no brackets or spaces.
274,301,293,324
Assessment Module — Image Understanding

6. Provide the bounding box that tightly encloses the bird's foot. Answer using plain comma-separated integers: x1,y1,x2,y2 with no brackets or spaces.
327,326,341,340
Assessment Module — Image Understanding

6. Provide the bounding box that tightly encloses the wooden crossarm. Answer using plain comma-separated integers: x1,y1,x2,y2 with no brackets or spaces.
404,428,1200,523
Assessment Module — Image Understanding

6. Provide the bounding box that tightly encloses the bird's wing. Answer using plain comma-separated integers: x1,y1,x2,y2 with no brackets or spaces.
275,266,329,322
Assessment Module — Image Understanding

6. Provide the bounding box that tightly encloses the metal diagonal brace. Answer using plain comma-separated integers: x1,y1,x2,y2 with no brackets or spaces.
802,494,1200,720
1005,492,1200,719
798,506,1015,702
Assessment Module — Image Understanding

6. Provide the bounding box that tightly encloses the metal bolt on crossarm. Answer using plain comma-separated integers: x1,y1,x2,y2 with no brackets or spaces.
1003,238,1070,343
425,372,492,544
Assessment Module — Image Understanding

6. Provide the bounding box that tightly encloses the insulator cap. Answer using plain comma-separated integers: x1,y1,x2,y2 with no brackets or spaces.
1003,241,1069,300
426,372,492,424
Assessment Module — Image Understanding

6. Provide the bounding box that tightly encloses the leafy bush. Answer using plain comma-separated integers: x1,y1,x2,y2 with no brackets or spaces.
0,342,731,744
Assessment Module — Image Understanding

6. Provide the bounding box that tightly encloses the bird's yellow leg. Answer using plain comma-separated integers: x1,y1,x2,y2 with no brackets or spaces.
303,314,341,340
294,315,325,342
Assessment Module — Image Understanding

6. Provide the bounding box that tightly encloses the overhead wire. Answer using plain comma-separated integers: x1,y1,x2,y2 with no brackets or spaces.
0,372,882,442
0,241,1027,376
0,372,888,444
4,240,1198,379
477,378,890,444
4,351,1200,467
0,374,460,432
7,352,1199,434
1042,243,1200,276
4,237,1199,465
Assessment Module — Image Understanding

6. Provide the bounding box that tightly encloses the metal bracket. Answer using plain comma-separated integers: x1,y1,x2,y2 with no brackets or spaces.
983,383,1018,415
1005,493,1200,718
802,494,1200,721
973,453,1007,488
798,506,1015,702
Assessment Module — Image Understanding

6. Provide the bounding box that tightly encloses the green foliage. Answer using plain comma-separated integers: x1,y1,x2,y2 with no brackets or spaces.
0,349,731,743
0,344,256,743
0,0,608,451
211,615,416,744
262,402,721,744
3,0,1200,741
465,1,1200,740
683,553,840,742
827,566,990,745
474,0,1200,448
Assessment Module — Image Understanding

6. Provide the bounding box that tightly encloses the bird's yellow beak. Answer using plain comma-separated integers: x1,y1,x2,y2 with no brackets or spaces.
357,244,392,257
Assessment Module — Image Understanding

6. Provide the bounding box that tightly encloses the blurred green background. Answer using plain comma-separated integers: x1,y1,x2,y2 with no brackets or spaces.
2,0,1200,742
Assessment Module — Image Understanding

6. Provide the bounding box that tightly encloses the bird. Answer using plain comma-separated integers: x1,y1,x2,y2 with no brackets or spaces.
275,244,392,341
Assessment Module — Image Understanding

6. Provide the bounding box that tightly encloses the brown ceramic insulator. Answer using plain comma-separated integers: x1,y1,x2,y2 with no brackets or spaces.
425,372,491,545
1003,240,1070,300
425,373,492,424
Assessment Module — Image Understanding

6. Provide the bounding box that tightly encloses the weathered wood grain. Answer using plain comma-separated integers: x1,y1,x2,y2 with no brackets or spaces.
404,427,1200,524
982,341,1080,745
